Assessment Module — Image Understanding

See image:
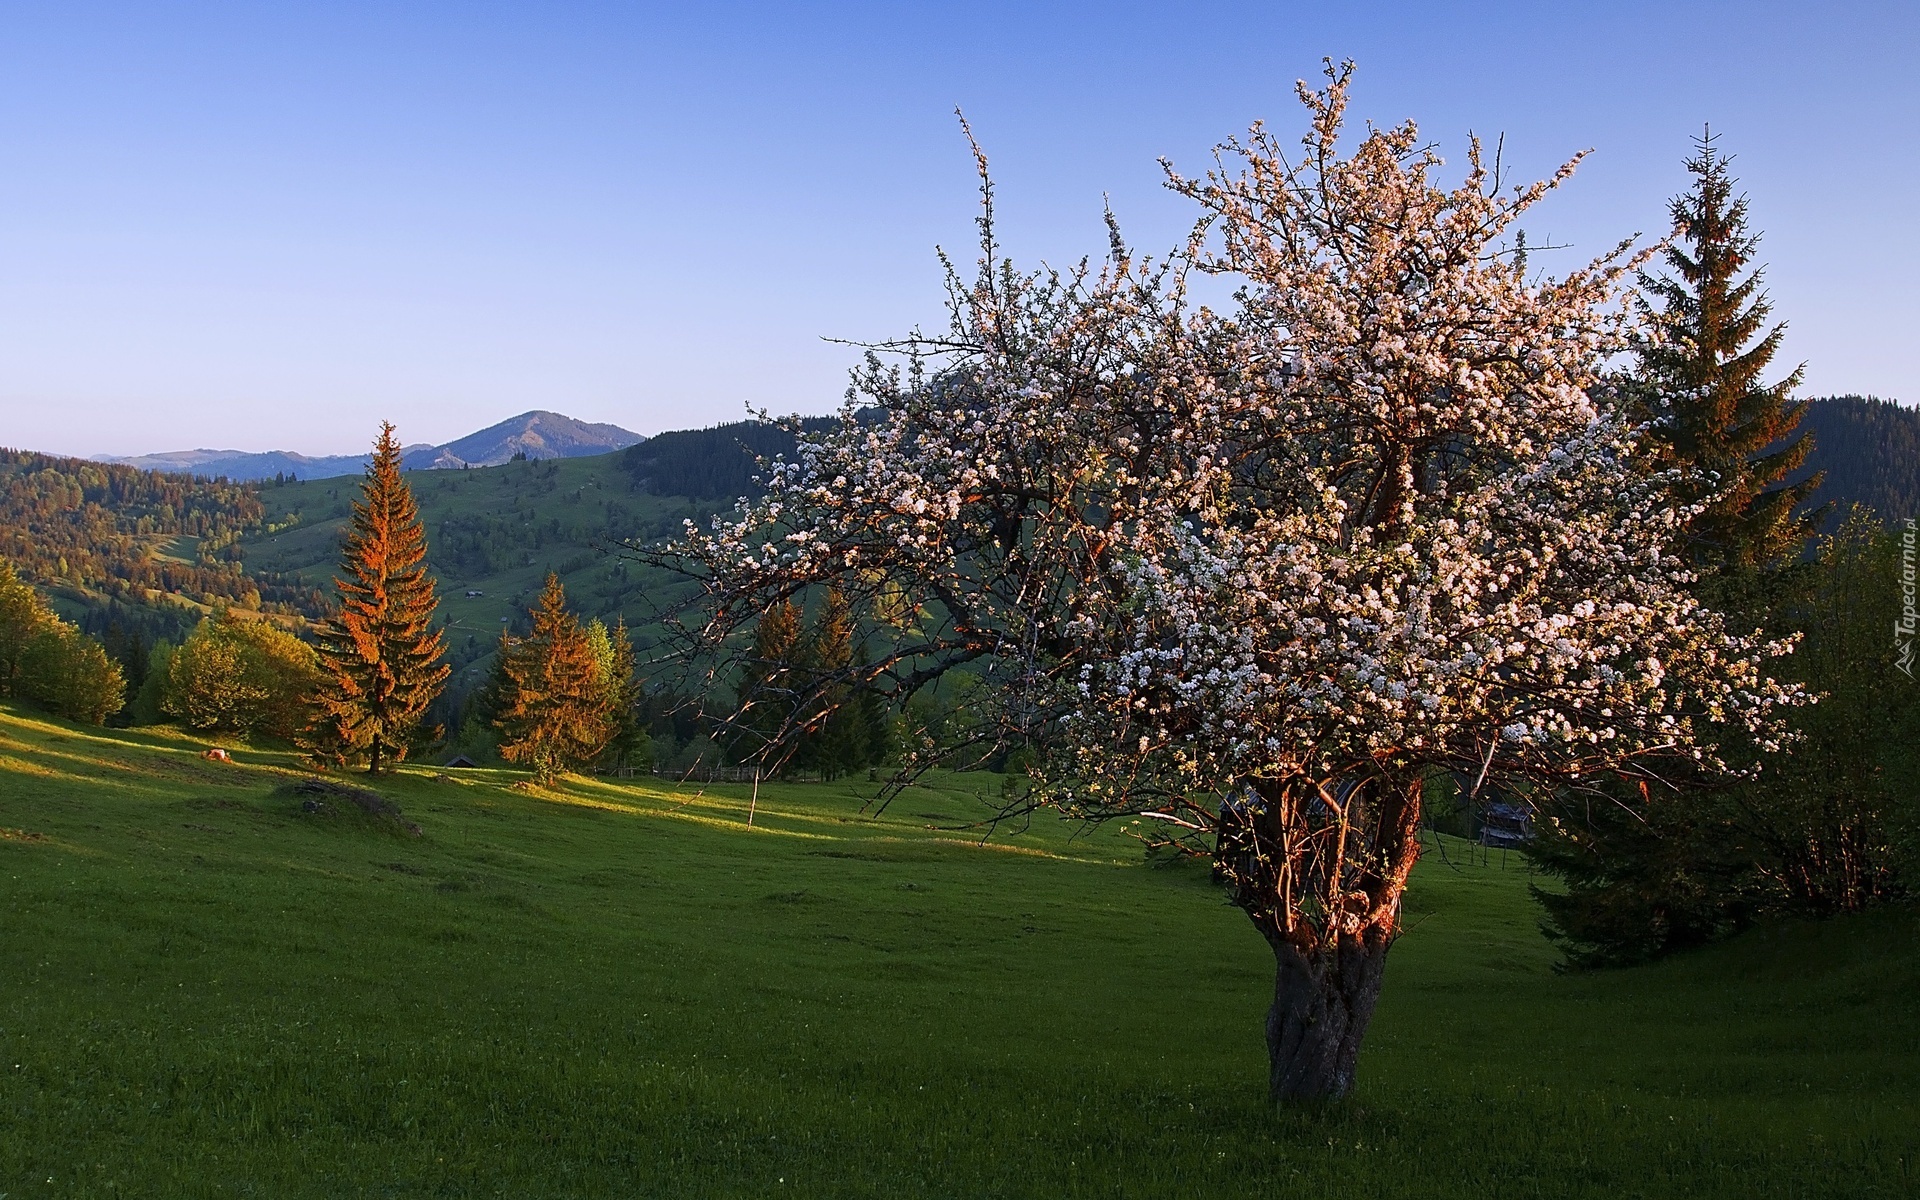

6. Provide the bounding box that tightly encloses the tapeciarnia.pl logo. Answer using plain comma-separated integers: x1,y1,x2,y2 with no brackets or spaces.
1898,517,1916,679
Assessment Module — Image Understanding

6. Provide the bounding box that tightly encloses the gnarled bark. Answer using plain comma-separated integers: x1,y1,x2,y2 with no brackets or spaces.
1264,930,1392,1102
1219,775,1421,1103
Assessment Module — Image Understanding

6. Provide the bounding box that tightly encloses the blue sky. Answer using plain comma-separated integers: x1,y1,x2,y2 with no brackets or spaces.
2,1,1914,457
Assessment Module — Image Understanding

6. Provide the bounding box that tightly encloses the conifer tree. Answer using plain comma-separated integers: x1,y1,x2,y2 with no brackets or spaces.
732,598,806,769
308,423,450,773
1638,129,1823,571
593,616,645,769
1526,133,1833,965
495,574,608,782
801,586,870,779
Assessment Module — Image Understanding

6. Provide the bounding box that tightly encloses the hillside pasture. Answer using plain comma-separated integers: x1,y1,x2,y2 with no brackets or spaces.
239,453,708,695
0,702,1914,1197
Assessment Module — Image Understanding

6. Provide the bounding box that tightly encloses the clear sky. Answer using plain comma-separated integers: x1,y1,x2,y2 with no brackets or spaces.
2,1,1914,457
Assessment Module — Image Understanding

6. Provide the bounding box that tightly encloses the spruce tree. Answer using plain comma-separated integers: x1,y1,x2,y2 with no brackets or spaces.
308,423,450,773
1637,128,1823,572
801,586,870,780
495,574,608,782
594,616,645,769
1528,134,1832,964
732,598,806,770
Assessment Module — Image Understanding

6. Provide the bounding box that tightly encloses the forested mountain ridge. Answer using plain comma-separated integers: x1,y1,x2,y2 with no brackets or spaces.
0,448,326,627
8,395,1909,676
1798,395,1920,525
620,418,835,499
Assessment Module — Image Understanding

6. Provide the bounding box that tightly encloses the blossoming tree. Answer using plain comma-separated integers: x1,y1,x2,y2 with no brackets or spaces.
662,64,1798,1101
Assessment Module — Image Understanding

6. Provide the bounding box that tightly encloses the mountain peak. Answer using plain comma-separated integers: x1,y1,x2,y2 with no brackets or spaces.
435,411,645,468
97,411,646,481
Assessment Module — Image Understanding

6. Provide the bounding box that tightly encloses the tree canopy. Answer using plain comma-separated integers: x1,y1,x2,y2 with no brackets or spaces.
1635,129,1822,570
661,63,1800,1100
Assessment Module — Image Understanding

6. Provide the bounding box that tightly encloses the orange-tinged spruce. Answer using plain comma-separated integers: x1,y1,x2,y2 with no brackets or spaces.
1637,129,1824,571
496,573,608,783
308,423,450,773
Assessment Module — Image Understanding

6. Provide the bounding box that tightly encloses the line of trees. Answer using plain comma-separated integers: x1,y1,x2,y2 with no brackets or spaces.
3,423,670,791
1524,131,1920,965
0,559,126,725
732,587,891,781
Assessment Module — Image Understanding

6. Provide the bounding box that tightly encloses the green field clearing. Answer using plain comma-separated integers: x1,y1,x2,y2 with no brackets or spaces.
1,702,1915,1197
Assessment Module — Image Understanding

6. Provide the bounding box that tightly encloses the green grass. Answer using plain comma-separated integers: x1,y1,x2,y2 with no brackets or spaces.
1,703,1915,1197
242,454,697,628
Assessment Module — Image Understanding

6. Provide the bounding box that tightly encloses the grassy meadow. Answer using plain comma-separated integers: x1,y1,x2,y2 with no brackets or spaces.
1,701,1915,1197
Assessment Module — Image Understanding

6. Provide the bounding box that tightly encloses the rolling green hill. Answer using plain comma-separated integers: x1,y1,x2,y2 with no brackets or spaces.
1,700,1915,1196
237,452,717,707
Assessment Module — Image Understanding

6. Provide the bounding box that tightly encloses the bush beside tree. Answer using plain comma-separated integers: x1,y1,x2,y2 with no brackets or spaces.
0,558,124,725
160,612,320,740
1532,513,1919,965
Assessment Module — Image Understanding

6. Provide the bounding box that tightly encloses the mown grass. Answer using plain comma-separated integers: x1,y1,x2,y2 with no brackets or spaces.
1,702,1914,1197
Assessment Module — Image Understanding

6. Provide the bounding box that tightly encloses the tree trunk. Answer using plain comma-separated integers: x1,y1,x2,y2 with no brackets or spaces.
1264,931,1393,1103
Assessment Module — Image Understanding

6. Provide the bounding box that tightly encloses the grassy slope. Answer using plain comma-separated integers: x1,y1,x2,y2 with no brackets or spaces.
1,704,1914,1198
239,453,697,628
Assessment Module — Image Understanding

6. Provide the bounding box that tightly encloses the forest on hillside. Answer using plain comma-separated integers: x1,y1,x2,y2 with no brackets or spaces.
1798,395,1920,524
0,449,328,642
619,417,839,500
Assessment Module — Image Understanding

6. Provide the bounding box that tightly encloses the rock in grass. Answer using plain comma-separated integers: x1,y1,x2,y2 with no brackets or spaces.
279,777,423,837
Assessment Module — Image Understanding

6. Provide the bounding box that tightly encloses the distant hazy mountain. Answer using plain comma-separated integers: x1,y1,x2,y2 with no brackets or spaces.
100,411,645,481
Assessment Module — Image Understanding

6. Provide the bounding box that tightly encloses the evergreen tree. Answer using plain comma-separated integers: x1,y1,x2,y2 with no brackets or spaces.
495,574,608,782
731,598,806,769
307,423,450,773
799,586,870,780
473,627,519,728
852,646,893,769
592,616,647,770
1637,128,1823,572
1529,134,1839,966
130,640,176,725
